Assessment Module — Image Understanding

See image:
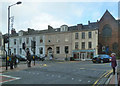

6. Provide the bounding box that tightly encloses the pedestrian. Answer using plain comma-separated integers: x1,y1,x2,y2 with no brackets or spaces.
26,50,31,67
110,53,117,75
10,53,14,69
13,54,17,68
49,54,52,60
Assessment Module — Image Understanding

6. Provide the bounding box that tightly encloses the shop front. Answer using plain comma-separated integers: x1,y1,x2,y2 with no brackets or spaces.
72,50,96,60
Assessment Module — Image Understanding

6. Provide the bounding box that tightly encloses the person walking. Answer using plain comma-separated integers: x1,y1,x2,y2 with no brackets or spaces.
26,50,31,67
13,54,17,68
111,53,117,75
10,53,14,69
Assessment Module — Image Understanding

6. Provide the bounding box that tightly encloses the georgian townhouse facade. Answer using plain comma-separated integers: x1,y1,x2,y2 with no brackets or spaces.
7,24,98,60
44,25,98,60
45,25,73,60
72,29,98,60
8,29,45,57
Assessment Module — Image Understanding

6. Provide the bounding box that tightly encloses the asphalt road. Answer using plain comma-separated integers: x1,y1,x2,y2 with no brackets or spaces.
1,60,112,85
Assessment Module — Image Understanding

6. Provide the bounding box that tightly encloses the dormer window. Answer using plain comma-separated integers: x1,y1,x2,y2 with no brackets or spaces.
18,31,23,36
60,25,68,32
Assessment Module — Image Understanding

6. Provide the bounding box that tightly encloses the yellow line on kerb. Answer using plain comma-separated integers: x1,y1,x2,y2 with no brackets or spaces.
92,70,110,86
93,80,99,86
104,69,112,77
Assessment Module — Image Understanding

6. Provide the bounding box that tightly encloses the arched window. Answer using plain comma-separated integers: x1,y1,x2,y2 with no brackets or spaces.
102,24,112,37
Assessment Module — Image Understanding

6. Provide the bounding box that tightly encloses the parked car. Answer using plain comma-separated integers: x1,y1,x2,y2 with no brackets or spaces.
92,54,111,63
16,55,27,61
39,54,46,61
92,55,101,63
99,54,111,63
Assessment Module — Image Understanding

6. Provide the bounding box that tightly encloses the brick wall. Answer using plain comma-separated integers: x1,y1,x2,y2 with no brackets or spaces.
98,11,119,55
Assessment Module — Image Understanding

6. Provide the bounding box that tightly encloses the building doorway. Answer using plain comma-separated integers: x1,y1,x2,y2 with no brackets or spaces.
47,47,53,59
81,53,86,60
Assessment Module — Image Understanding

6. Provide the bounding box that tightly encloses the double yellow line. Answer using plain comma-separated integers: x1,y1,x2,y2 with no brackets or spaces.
92,69,112,86
104,70,113,77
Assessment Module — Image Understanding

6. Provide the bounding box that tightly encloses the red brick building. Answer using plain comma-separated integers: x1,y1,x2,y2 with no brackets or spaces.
98,10,120,56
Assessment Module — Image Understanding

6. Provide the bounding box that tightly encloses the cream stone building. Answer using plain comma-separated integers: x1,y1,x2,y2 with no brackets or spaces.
45,25,72,60
72,29,98,60
45,24,98,60
4,23,98,61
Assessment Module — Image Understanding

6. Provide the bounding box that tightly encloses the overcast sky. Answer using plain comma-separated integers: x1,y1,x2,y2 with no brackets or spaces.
0,0,119,34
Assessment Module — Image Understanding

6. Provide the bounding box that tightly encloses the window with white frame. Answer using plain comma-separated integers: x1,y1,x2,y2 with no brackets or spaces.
39,47,43,54
82,32,85,39
19,38,22,44
88,32,92,38
14,39,16,45
75,42,79,49
82,42,85,49
88,42,92,49
14,48,16,54
56,47,60,54
75,33,79,39
26,38,29,44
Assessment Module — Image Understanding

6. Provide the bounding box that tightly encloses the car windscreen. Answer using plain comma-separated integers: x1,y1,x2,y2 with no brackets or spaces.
99,55,109,58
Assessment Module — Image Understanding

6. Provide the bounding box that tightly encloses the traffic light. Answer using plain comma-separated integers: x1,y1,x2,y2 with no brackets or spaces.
22,42,26,50
31,41,36,49
3,36,9,43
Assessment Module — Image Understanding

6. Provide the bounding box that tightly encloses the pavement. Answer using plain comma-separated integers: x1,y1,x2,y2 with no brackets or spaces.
0,59,65,73
0,61,47,73
107,60,120,85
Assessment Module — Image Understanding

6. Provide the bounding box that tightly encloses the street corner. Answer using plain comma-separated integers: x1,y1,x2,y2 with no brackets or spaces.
0,74,20,84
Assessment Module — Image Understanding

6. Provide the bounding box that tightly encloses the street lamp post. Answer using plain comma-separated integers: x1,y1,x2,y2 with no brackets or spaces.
7,1,22,70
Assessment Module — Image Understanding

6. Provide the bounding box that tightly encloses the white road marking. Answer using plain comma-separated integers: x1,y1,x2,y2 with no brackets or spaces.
79,79,82,82
80,68,85,69
88,81,91,83
1,75,20,79
46,74,49,76
0,74,21,84
58,75,61,78
72,78,74,80
52,75,54,77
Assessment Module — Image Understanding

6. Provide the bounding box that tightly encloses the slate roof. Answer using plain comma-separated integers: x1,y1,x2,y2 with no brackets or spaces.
9,10,118,37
